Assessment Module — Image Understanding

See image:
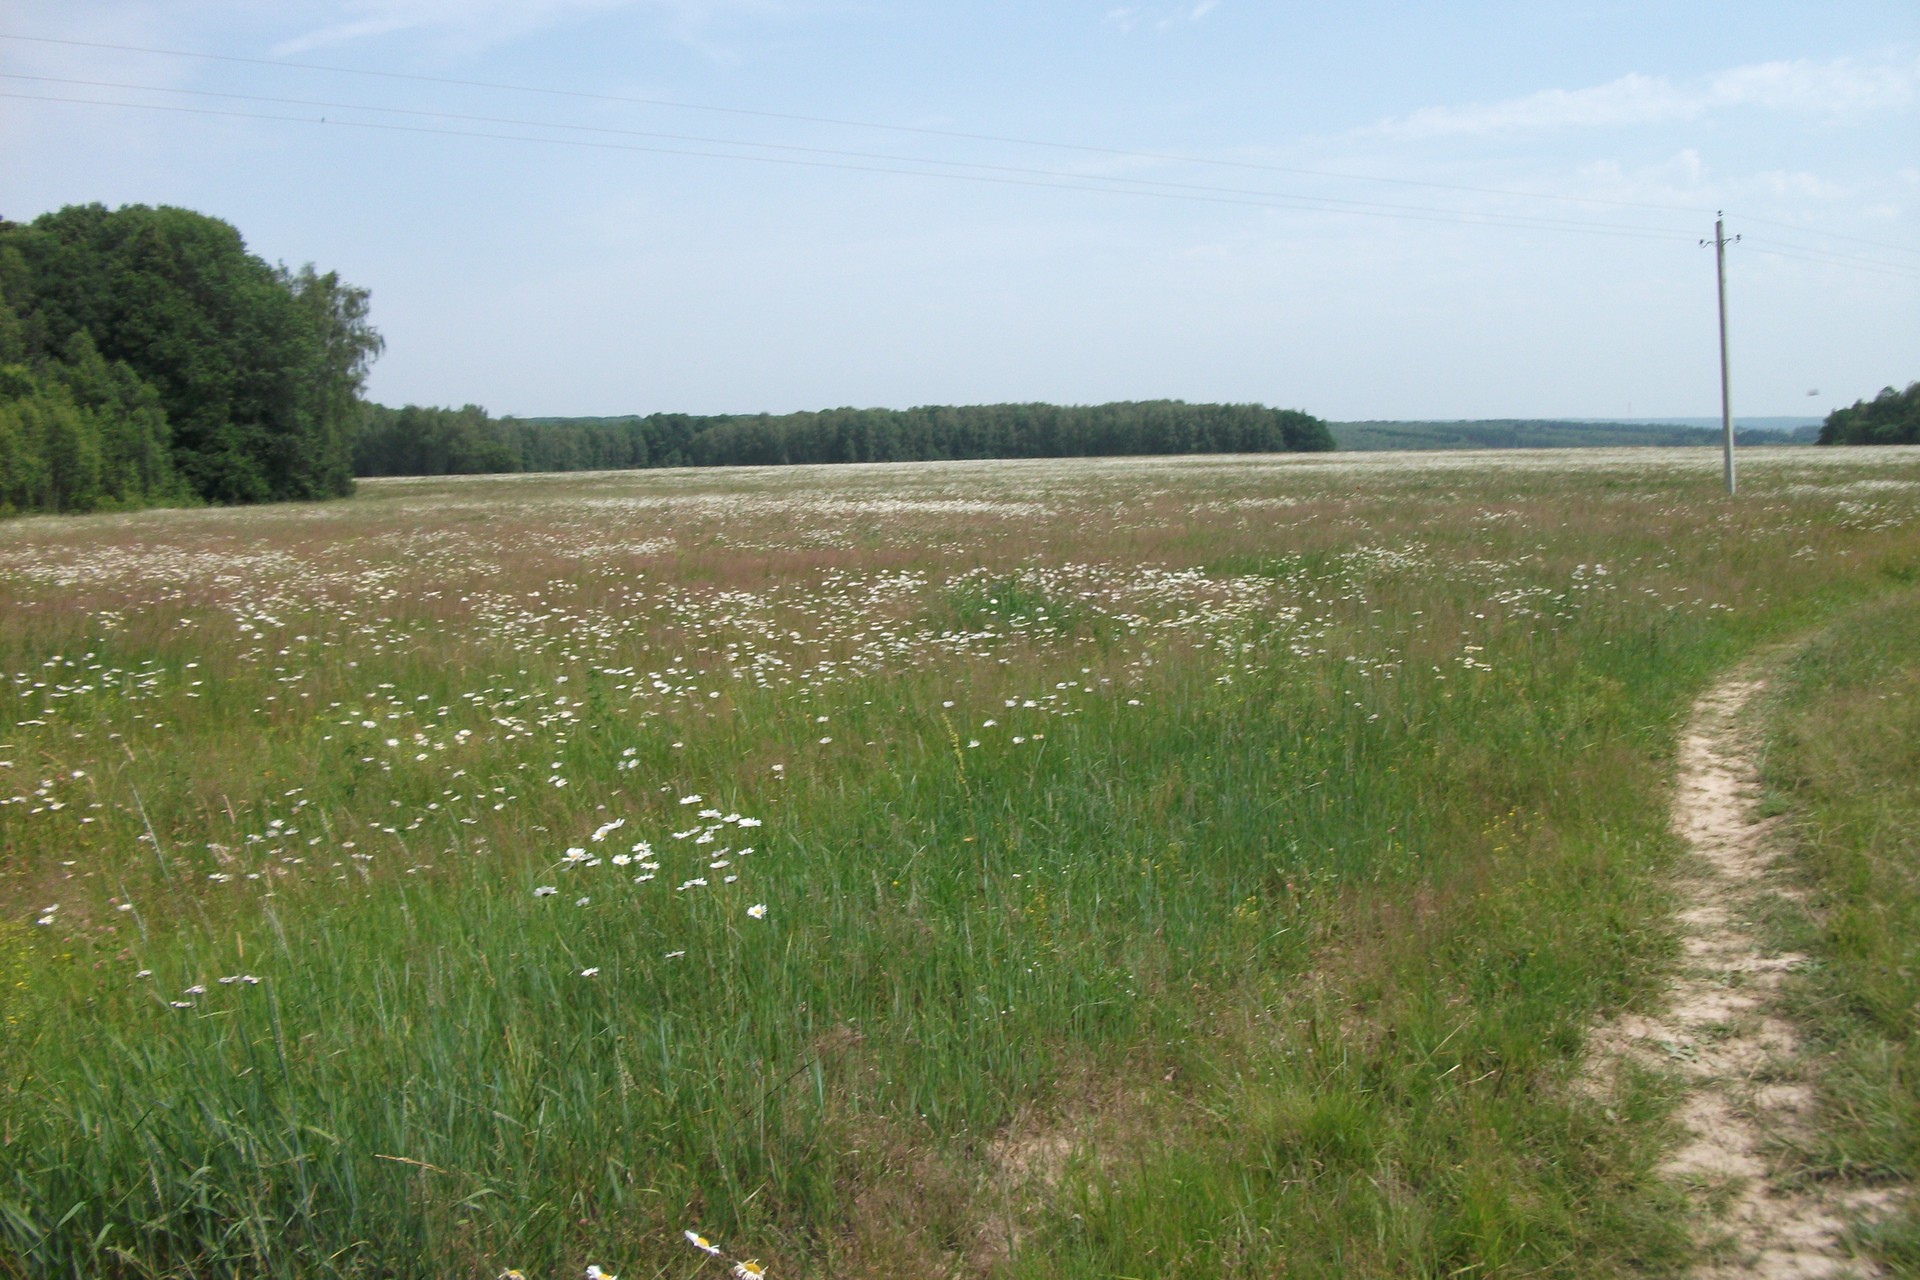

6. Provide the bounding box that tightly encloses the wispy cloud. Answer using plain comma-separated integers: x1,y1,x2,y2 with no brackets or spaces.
1595,146,1861,204
1370,54,1919,139
270,0,777,56
1104,2,1218,35
273,0,609,54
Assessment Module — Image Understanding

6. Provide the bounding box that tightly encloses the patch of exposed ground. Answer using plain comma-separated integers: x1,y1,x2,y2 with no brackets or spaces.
1591,671,1899,1278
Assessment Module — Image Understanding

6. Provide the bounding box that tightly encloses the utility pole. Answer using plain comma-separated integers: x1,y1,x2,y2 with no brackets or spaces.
1703,213,1741,495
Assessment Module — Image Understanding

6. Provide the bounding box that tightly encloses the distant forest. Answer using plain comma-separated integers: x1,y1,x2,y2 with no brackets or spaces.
1331,419,1820,451
0,204,380,514
353,400,1336,477
1818,384,1920,446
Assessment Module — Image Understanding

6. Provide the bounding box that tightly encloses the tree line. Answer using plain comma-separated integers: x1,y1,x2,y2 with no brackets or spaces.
1333,419,1819,451
1818,383,1920,446
0,204,380,515
353,399,1334,477
2,202,1334,515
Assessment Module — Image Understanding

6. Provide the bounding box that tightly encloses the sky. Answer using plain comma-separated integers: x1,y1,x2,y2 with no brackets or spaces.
2,1,1916,421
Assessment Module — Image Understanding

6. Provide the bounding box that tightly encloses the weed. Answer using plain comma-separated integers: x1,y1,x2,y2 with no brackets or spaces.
0,447,1915,1275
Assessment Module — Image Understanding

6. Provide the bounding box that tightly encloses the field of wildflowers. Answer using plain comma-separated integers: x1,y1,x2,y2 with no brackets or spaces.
2,446,1918,1277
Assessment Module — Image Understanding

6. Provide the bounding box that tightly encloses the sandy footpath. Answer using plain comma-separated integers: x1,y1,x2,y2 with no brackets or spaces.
1591,670,1897,1278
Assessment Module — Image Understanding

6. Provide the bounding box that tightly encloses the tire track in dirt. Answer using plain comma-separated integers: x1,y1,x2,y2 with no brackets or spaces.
1591,669,1894,1279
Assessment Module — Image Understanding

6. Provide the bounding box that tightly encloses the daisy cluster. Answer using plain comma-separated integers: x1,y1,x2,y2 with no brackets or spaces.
533,800,770,963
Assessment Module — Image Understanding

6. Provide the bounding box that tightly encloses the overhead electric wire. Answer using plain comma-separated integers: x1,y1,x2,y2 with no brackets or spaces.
1732,211,1919,257
1,90,1717,243
1743,241,1920,281
0,30,1712,216
1,31,1909,268
1740,236,1920,276
0,72,1708,241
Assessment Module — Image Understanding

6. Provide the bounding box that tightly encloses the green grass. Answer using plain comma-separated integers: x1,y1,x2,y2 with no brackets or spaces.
0,448,1917,1277
1764,588,1920,1270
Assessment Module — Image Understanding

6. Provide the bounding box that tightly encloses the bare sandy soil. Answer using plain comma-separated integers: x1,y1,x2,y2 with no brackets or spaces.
1592,671,1897,1278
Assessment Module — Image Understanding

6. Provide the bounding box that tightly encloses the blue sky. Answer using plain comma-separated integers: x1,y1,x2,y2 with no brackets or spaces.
3,1,1916,420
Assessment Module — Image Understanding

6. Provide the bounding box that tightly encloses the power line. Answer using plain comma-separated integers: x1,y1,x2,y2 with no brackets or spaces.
1,91,1714,243
1742,236,1920,277
1743,241,1920,281
0,30,1714,216
4,31,1907,267
0,72,1709,241
1732,211,1918,257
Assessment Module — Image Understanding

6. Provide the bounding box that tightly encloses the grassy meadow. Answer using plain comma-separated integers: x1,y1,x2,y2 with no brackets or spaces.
2,446,1918,1278
1764,588,1920,1269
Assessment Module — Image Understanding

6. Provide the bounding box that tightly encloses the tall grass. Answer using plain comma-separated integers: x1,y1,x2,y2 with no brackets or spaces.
1763,587,1920,1270
0,448,1917,1276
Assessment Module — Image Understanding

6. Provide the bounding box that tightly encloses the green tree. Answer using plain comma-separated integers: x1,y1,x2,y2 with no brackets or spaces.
48,331,180,507
281,264,383,496
1278,408,1336,452
0,203,381,506
0,377,97,513
0,365,51,513
1819,383,1920,446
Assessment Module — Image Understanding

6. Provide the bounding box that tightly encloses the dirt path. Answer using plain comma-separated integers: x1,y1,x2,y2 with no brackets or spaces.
1592,670,1890,1278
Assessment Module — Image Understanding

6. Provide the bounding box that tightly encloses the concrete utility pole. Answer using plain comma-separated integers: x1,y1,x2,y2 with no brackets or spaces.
1704,213,1741,495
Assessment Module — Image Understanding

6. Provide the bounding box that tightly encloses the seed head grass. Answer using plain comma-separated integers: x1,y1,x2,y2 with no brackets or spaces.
1763,586,1920,1268
0,446,1917,1276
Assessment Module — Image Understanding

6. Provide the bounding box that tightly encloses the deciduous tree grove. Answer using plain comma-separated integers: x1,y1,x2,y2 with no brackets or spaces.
0,204,381,514
1818,383,1920,446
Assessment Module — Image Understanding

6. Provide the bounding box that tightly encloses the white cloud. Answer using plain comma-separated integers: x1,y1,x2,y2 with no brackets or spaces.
270,0,778,56
1103,2,1217,35
1563,148,1870,216
1371,54,1919,139
271,0,616,54
1564,147,1710,205
1754,168,1846,201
